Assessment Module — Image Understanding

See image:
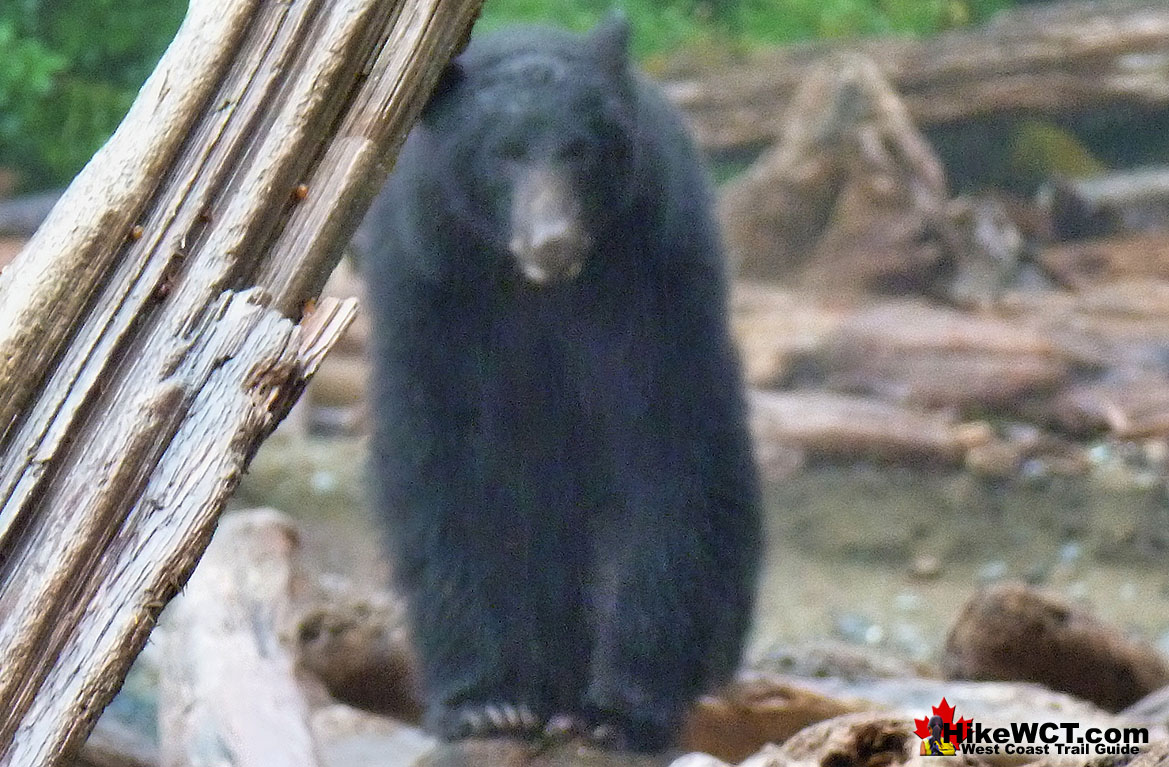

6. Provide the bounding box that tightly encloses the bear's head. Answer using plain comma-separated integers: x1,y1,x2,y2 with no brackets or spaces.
418,16,639,285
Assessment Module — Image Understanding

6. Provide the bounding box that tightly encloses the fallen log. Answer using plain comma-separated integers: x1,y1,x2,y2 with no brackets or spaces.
1041,168,1169,241
748,389,976,467
717,54,953,288
663,0,1169,154
158,510,325,767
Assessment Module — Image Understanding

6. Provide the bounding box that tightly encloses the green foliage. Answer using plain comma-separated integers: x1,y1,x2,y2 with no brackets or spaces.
477,0,1016,57
0,0,185,189
0,0,1013,189
1009,118,1106,187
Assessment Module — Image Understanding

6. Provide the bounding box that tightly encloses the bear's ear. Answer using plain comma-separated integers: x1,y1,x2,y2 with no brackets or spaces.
587,11,631,72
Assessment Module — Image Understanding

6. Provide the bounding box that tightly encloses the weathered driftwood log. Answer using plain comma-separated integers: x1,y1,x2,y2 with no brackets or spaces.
1041,168,1169,242
718,53,953,289
663,0,1169,155
1039,232,1169,289
749,389,976,468
730,283,850,389
800,300,1076,413
158,511,441,767
158,509,325,767
310,705,436,767
716,52,1025,306
1001,279,1169,362
0,0,481,762
942,582,1169,712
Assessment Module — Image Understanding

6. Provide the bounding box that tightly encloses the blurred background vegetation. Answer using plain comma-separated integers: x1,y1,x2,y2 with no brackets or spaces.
1,0,1023,192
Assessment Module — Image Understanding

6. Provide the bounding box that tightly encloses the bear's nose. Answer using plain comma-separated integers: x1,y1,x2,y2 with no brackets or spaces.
509,166,591,284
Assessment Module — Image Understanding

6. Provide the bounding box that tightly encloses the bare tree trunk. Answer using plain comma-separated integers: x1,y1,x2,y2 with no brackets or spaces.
0,0,481,763
663,0,1169,154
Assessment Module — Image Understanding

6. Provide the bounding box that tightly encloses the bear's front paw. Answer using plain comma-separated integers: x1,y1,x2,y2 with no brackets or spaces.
431,702,543,740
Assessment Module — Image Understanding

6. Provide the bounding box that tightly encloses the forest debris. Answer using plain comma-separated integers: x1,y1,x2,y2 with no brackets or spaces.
736,714,922,767
941,582,1169,712
1000,280,1169,374
662,0,1169,154
785,676,1137,734
824,300,1059,358
749,389,971,467
1041,168,1169,243
681,674,867,764
719,53,951,291
731,283,851,388
810,301,1073,413
822,352,1070,413
1127,742,1169,767
941,195,1031,310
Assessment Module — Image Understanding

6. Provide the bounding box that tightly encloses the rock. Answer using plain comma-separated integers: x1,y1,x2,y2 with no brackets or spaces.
738,713,925,767
908,555,943,582
669,754,731,767
297,592,423,722
942,582,1169,712
312,704,436,767
681,673,866,764
1127,741,1169,767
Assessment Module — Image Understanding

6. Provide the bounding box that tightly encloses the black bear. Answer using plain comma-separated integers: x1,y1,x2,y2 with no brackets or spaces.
362,16,760,753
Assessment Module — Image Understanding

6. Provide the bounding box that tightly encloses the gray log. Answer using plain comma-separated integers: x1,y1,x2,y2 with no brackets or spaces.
663,0,1169,154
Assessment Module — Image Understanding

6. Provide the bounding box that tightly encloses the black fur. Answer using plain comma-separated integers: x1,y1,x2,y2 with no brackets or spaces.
362,17,760,752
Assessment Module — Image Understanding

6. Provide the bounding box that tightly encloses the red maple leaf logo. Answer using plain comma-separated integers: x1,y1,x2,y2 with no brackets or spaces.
914,698,973,745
